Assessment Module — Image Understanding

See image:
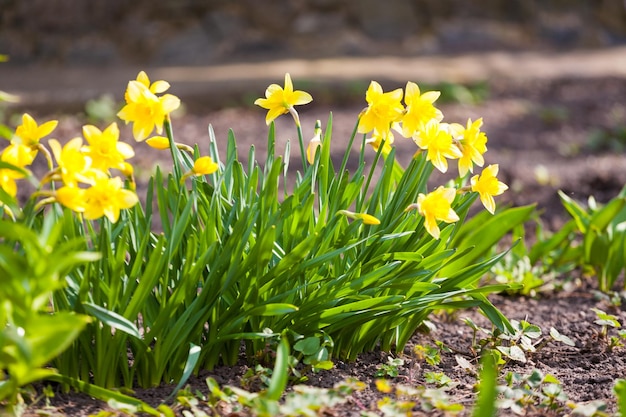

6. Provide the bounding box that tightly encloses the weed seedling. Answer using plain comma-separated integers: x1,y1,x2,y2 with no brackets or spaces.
375,356,405,378
592,308,626,351
464,317,574,364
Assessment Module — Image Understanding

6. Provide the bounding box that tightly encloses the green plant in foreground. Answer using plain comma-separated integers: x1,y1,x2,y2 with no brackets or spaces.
615,379,626,417
558,187,626,292
0,215,97,411
490,216,580,296
0,70,534,412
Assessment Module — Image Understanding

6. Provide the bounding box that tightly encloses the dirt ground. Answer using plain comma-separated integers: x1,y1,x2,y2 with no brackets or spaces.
14,75,626,416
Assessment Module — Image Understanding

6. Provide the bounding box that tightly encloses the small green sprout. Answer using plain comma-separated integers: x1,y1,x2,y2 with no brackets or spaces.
592,308,625,351
498,370,585,415
413,342,447,366
424,371,454,387
375,356,405,378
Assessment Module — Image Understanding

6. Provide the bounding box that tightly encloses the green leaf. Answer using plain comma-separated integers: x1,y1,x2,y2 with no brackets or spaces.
246,303,299,317
589,196,626,232
558,191,590,232
82,302,141,339
294,337,321,356
443,204,535,274
266,337,289,401
167,343,201,401
23,313,91,369
472,351,498,417
614,379,626,416
549,327,575,347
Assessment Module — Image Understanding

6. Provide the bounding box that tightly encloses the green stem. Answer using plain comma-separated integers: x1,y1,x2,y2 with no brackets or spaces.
164,116,183,181
296,123,307,169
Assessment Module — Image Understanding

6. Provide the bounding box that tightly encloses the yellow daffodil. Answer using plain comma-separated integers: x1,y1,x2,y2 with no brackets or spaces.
455,118,488,177
0,143,34,198
192,156,219,176
400,82,443,138
365,129,394,156
120,162,134,178
14,113,58,149
49,138,95,187
413,120,462,173
117,80,181,141
2,142,36,171
407,186,459,239
0,170,18,197
83,176,138,222
55,186,88,213
146,136,170,150
470,164,508,214
128,71,171,98
254,73,313,126
180,155,219,183
358,81,404,135
81,123,135,172
338,209,381,225
306,121,323,165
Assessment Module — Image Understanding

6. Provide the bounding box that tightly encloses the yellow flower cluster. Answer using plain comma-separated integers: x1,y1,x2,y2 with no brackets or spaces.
358,81,489,176
356,80,508,239
251,74,509,240
0,113,52,199
0,113,139,222
50,123,139,223
1,71,218,222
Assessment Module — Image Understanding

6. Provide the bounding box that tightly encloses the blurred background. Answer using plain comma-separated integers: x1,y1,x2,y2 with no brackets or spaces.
2,0,626,67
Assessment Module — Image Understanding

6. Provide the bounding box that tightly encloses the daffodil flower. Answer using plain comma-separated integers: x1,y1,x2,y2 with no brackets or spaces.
365,130,394,156
2,142,37,171
254,73,313,126
400,82,443,138
0,143,35,199
338,209,381,225
358,81,404,136
55,186,88,214
57,175,138,223
131,71,171,96
413,120,462,173
0,170,18,197
179,155,219,183
146,136,170,150
192,156,219,176
14,113,58,149
49,137,95,187
117,80,181,141
81,123,135,172
471,164,508,214
455,118,488,177
407,186,459,239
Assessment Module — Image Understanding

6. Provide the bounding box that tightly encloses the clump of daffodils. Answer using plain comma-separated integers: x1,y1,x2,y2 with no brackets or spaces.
1,72,506,237
356,80,507,239
0,71,217,222
253,75,508,240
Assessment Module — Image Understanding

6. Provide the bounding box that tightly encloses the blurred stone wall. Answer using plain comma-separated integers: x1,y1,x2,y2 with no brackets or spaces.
1,0,625,66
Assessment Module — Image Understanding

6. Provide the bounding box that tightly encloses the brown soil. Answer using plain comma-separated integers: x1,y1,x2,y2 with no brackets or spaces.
14,75,626,416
